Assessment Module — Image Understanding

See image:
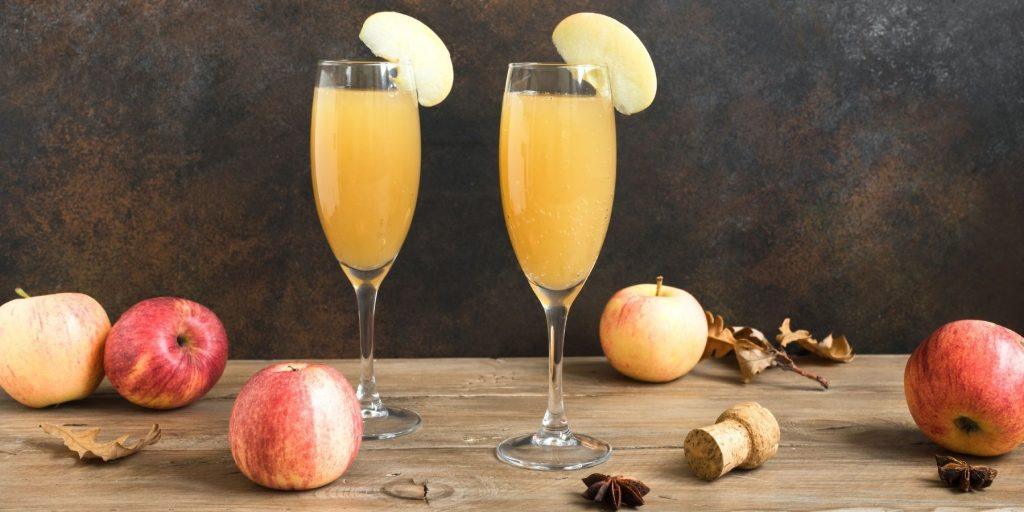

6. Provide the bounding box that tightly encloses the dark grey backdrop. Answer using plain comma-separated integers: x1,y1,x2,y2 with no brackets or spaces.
2,1,1022,359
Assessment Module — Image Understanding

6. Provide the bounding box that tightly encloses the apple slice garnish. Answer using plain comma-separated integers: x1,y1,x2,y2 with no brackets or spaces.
552,13,657,115
359,12,454,107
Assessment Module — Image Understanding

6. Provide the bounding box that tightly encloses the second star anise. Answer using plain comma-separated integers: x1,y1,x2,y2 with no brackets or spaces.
582,473,650,510
936,455,997,492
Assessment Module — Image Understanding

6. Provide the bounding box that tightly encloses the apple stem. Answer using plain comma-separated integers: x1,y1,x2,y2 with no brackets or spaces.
655,276,663,297
14,288,30,299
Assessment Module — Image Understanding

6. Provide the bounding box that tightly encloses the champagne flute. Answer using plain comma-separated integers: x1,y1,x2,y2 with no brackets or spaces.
496,63,615,470
311,60,421,440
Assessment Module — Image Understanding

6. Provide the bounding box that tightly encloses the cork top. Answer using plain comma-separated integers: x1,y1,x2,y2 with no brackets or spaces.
717,402,780,468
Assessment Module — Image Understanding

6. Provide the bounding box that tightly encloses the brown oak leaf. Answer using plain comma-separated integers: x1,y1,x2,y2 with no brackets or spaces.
40,423,161,461
732,329,775,383
734,345,772,382
776,318,854,362
702,313,775,382
776,318,813,346
703,311,738,359
701,312,830,389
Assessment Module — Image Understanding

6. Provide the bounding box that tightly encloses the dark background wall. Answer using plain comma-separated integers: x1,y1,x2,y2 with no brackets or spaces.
2,1,1022,359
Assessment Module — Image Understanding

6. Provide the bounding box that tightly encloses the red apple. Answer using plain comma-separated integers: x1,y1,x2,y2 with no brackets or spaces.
104,297,228,409
229,362,362,490
904,320,1024,456
0,289,110,407
599,277,708,382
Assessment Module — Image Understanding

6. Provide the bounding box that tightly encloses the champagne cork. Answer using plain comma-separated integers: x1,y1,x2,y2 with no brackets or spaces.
684,402,780,481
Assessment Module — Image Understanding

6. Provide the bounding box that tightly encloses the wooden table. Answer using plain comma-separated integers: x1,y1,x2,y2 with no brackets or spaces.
2,356,1021,510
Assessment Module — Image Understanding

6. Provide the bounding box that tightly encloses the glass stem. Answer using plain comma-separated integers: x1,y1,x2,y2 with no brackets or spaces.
538,304,571,441
355,281,385,416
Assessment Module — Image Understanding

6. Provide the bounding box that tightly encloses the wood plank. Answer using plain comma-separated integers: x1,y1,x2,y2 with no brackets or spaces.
2,356,1022,510
0,357,905,452
3,447,1022,510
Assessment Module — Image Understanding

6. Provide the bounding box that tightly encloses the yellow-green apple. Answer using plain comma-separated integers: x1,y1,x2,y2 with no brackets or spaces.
104,297,228,409
229,362,362,490
0,289,110,407
904,319,1024,456
599,277,707,382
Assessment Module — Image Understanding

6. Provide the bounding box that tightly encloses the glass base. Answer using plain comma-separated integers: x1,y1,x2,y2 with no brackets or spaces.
496,431,611,470
361,406,421,440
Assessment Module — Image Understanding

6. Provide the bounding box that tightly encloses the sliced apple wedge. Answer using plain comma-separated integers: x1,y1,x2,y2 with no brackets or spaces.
553,13,657,115
359,12,454,107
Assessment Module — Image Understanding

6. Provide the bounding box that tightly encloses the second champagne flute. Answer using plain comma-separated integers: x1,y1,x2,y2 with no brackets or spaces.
311,60,421,439
496,63,616,470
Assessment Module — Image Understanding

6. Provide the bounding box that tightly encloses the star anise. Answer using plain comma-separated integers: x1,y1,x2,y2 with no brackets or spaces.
936,455,997,492
581,473,649,510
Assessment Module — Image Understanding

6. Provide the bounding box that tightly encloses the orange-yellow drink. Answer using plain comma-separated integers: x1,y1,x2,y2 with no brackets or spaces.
311,87,420,271
499,92,616,290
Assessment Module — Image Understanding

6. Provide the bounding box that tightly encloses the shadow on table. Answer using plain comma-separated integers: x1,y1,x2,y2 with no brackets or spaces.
23,438,113,463
35,388,200,415
842,422,1018,469
156,451,260,494
838,421,937,459
561,358,634,385
563,355,842,393
560,356,749,386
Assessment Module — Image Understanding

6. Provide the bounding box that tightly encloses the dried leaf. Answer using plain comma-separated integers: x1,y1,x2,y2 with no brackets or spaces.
776,318,855,362
701,312,830,388
733,326,768,345
696,311,831,387
703,311,737,359
704,316,776,382
732,329,775,383
706,317,775,382
776,318,813,347
817,334,855,362
40,423,161,461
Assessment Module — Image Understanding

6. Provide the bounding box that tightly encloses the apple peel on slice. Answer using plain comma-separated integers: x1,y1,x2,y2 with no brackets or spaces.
359,12,454,107
553,13,657,115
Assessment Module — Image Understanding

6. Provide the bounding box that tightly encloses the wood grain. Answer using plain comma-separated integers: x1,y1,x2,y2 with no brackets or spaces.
2,356,1021,510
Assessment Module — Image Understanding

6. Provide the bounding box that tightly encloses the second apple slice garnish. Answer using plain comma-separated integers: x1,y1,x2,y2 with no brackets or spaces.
552,13,657,115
